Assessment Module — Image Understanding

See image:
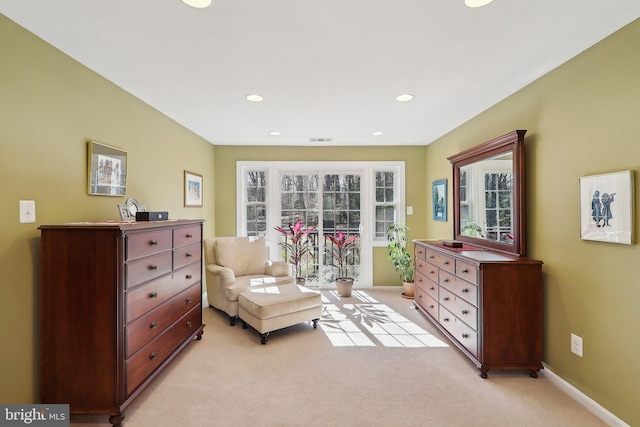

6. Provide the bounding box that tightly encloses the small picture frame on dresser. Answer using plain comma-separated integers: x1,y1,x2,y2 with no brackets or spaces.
432,179,447,221
117,204,134,221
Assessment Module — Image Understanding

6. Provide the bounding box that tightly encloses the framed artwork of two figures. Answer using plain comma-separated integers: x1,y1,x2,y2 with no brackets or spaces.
579,170,634,245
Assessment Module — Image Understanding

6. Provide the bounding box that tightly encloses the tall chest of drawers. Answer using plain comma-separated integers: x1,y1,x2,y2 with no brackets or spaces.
413,240,543,378
39,220,205,426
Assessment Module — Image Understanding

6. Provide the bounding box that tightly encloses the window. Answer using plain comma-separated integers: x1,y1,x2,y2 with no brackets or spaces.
237,161,405,288
374,171,396,239
245,170,267,237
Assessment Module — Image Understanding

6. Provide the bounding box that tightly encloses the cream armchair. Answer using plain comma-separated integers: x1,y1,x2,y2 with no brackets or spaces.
203,237,295,325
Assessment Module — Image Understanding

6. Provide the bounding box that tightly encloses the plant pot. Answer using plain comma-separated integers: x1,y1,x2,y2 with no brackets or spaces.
402,281,415,299
296,277,306,286
336,278,354,297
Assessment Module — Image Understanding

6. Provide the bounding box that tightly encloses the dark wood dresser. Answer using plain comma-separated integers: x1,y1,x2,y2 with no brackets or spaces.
413,240,543,378
39,220,205,426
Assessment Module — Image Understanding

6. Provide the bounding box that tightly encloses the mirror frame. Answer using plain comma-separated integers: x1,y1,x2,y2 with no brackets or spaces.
448,130,527,256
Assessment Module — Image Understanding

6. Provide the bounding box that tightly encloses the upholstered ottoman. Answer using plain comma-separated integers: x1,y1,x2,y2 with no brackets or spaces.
238,283,322,344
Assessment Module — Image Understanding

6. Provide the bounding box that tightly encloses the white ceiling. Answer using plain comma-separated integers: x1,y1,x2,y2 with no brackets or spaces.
2,1,639,146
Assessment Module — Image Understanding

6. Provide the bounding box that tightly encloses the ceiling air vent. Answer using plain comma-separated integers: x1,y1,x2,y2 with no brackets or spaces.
309,137,333,143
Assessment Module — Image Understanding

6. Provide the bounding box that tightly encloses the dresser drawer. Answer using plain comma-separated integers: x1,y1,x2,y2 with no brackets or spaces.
174,242,202,270
455,260,478,284
414,245,427,261
126,229,173,261
126,305,201,396
126,251,173,288
439,270,478,306
415,286,438,319
126,262,200,323
416,258,439,283
439,287,478,330
174,224,202,248
126,283,201,358
439,306,478,358
425,249,455,273
415,272,438,300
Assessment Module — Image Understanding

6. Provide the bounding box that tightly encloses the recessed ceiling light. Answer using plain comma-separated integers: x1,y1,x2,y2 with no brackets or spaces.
269,131,281,136
395,94,414,102
372,131,384,136
181,0,213,8
246,94,264,102
464,0,494,8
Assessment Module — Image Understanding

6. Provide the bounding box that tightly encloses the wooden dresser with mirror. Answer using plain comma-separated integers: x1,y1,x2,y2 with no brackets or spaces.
414,130,543,378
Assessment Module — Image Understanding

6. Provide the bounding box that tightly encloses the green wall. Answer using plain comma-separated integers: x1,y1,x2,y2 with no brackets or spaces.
0,15,215,403
213,146,427,287
425,19,640,426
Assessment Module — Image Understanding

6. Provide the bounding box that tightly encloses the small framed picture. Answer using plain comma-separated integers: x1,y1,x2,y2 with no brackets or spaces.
184,171,203,207
432,179,447,221
579,170,634,244
88,140,127,196
117,204,134,221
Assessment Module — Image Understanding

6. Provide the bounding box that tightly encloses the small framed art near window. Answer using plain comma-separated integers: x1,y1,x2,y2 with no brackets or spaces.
432,179,447,222
88,141,127,196
579,170,634,245
184,171,203,207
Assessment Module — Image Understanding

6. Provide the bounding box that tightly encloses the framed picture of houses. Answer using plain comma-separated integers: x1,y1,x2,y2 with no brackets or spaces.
87,140,127,196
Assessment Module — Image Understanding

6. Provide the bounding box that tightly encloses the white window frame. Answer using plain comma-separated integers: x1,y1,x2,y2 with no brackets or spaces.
236,161,405,248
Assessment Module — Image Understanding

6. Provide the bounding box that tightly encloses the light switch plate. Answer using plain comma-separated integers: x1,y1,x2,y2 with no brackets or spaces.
20,200,36,223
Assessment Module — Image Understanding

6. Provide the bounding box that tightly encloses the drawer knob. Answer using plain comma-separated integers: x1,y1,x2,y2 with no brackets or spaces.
186,297,193,304
462,310,469,315
150,352,158,360
186,274,193,279
443,297,450,301
429,287,435,291
443,279,449,283
429,255,434,259
462,333,469,339
149,292,158,298
462,268,468,273
150,322,158,329
462,288,469,293
429,305,434,309
186,253,193,258
444,261,450,265
443,317,450,322
419,295,422,298
187,233,193,238
187,321,193,328
150,240,158,246
149,265,158,271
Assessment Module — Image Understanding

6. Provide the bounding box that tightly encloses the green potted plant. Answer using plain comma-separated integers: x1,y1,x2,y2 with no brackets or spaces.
324,232,359,297
461,222,484,238
387,223,415,299
274,221,317,285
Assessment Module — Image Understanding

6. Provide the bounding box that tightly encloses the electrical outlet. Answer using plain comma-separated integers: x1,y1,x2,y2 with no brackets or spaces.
571,333,583,357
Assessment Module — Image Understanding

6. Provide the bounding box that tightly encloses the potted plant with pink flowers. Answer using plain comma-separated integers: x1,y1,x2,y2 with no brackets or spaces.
274,221,317,285
324,232,359,297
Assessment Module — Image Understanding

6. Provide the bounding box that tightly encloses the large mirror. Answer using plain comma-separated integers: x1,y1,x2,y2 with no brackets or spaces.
448,130,527,256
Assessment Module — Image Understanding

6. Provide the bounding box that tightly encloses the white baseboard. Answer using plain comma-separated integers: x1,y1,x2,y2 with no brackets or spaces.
542,363,629,427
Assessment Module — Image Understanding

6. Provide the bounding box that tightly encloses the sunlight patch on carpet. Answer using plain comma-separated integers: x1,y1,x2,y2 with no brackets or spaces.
319,290,449,348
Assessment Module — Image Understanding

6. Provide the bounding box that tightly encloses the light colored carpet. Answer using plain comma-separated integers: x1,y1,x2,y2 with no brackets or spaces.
72,288,606,427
